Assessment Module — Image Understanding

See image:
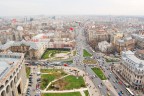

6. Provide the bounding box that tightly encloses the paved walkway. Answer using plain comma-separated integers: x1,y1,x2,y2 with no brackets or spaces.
41,88,88,93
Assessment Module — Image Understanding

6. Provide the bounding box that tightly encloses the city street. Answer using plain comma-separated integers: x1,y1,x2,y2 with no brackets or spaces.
73,25,130,96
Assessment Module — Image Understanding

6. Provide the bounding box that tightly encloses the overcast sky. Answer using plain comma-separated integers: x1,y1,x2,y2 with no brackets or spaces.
0,0,144,16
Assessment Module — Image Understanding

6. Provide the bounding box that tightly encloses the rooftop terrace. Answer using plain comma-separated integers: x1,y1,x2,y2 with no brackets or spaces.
0,53,23,81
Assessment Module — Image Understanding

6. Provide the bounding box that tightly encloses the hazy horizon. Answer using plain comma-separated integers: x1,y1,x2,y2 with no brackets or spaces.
1,0,144,16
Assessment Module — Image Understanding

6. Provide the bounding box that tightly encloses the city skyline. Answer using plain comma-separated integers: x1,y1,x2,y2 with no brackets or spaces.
1,0,144,16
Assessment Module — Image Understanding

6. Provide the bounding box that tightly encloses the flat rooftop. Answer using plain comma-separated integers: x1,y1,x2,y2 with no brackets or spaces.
0,53,23,80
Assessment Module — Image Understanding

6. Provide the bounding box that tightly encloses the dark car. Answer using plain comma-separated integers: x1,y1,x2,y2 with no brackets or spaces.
37,78,41,81
120,91,124,94
114,86,117,89
28,84,32,86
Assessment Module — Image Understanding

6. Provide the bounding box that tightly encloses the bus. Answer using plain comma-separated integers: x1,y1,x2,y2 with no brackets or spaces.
126,88,134,96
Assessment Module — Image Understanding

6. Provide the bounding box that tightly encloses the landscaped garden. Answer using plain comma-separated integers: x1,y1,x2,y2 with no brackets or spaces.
41,49,70,59
92,68,107,80
25,66,30,78
105,58,119,62
48,75,86,90
40,69,67,90
41,92,82,96
83,49,92,57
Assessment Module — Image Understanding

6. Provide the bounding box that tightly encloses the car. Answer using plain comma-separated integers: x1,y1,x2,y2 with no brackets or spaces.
29,74,33,76
113,80,115,83
120,91,124,94
27,88,30,90
98,85,101,88
29,77,32,79
106,88,110,91
118,92,122,96
37,78,41,81
28,84,32,86
37,72,41,75
114,86,117,89
101,83,103,86
29,81,33,84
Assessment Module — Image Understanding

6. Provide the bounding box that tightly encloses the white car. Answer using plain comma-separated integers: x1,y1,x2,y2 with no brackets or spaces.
98,85,101,88
37,72,41,75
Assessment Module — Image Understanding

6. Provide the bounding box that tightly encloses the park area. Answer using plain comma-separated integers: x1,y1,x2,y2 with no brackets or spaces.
83,49,92,57
83,59,97,64
41,92,82,96
41,49,71,60
40,69,67,90
48,75,86,90
92,67,107,80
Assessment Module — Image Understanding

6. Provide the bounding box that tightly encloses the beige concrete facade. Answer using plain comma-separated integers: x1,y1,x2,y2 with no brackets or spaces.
119,51,144,91
0,53,27,96
115,37,135,53
0,40,45,60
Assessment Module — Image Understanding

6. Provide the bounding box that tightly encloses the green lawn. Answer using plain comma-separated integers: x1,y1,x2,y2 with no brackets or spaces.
105,58,119,62
41,69,67,90
92,68,107,80
41,49,69,59
48,75,86,90
41,74,55,90
25,66,30,78
64,75,86,89
83,49,92,57
42,92,82,96
40,69,66,75
64,60,73,64
83,59,97,64
84,90,89,96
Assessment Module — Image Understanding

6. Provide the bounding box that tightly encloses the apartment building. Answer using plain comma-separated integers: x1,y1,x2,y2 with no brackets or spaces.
119,50,144,91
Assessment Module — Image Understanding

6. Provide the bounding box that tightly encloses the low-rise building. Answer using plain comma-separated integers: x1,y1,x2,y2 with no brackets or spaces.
120,50,144,91
0,52,27,96
110,32,124,45
132,34,144,49
0,40,45,60
115,37,135,53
